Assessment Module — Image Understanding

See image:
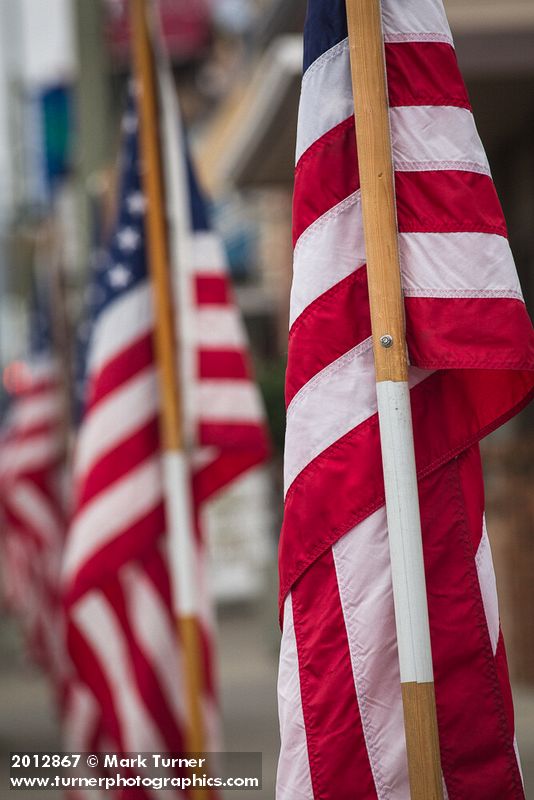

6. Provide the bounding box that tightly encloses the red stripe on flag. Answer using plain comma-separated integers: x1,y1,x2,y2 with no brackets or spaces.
396,170,508,236
198,421,270,450
421,446,523,798
2,421,62,445
286,267,371,406
494,631,516,741
65,503,166,604
195,275,231,305
76,419,160,510
103,579,187,753
198,349,250,380
293,117,359,246
385,41,470,110
67,622,123,748
86,333,153,412
193,450,268,505
291,548,378,799
406,296,534,370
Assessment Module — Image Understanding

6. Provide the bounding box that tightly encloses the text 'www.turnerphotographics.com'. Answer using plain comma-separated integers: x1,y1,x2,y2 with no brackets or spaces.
9,752,262,792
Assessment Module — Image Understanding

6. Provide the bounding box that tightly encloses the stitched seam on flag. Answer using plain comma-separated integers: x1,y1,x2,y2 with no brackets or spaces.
448,456,524,799
403,288,524,300
384,32,453,45
286,338,373,419
280,386,534,610
402,224,508,236
293,191,360,253
395,159,490,175
391,96,471,110
407,358,532,369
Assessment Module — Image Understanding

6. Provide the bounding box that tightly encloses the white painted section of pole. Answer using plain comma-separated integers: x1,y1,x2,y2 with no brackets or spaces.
162,451,198,617
376,379,434,684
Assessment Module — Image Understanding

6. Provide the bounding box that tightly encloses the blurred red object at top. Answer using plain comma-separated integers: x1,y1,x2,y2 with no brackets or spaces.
104,0,213,64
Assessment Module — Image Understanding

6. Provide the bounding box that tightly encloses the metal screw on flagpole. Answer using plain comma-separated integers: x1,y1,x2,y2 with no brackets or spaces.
130,0,208,780
345,1,444,798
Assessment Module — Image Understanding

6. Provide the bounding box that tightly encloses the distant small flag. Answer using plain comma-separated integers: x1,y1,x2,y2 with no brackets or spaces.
278,1,534,798
63,77,269,776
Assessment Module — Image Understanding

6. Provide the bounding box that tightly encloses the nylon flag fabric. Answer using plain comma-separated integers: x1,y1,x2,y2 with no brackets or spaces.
0,290,70,706
0,292,104,800
278,1,534,798
63,84,269,796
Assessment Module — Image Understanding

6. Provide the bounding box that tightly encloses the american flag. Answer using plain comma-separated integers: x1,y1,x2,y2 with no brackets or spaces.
63,80,269,785
0,285,69,704
278,1,534,798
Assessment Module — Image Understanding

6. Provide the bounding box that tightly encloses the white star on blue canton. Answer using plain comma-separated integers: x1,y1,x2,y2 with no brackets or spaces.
107,263,132,289
116,226,141,252
126,191,146,216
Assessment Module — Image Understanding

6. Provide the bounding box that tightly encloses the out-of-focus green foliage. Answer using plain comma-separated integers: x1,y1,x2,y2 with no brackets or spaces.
256,355,286,457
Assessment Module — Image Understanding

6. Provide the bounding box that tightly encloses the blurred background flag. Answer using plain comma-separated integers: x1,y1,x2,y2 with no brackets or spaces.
0,269,69,711
62,23,269,786
278,0,534,798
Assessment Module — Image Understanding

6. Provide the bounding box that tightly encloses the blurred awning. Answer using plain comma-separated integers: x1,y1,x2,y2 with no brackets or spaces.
196,35,302,191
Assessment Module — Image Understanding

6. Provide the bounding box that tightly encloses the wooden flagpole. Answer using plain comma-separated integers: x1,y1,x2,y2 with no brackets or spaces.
345,1,444,797
130,0,206,758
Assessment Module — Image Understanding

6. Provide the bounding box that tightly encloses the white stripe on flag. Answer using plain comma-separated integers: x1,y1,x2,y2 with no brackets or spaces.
64,458,163,582
8,480,63,549
196,307,246,349
11,392,61,431
197,380,264,423
89,283,153,376
390,106,489,175
120,564,187,726
333,508,409,800
276,593,314,800
291,191,364,327
381,0,452,43
63,683,100,751
400,232,523,300
75,367,158,480
191,232,228,275
1,435,62,474
72,592,166,752
475,516,500,656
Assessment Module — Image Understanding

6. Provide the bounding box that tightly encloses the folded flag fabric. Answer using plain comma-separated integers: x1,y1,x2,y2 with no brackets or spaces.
277,1,534,798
